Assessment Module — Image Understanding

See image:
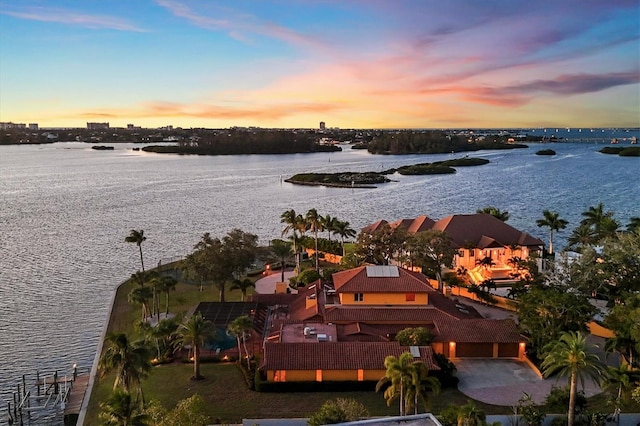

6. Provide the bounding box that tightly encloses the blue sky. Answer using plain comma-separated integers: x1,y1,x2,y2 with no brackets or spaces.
1,0,638,128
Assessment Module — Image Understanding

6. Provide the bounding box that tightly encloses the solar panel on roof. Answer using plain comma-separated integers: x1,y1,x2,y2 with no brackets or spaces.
409,346,421,357
365,265,400,277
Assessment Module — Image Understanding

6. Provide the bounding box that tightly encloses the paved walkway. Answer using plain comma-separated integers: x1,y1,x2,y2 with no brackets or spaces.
255,269,297,294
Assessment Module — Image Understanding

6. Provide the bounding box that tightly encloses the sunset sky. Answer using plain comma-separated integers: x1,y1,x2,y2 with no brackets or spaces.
1,0,639,129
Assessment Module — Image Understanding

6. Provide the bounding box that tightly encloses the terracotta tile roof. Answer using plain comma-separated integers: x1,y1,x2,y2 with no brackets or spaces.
390,218,416,230
361,219,389,234
432,318,524,343
324,306,461,323
432,214,544,248
407,215,437,233
262,342,440,371
337,323,435,342
332,266,433,293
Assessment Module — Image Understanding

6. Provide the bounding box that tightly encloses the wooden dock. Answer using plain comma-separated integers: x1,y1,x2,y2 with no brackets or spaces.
64,374,90,416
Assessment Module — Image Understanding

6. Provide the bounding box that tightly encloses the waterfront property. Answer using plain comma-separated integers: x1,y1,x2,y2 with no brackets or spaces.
251,265,526,383
363,213,545,284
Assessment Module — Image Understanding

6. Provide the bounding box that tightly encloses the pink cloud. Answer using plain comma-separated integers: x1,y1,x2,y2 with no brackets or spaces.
154,0,325,49
1,6,147,32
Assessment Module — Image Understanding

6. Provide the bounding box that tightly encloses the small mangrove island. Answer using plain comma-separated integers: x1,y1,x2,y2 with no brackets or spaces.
599,146,640,157
286,157,490,188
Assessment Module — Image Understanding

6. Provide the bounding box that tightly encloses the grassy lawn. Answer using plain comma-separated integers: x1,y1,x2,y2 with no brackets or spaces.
84,263,631,424
85,362,511,425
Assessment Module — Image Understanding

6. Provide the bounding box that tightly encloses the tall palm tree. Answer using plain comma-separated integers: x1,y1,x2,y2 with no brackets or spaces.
125,229,147,272
227,314,254,369
476,206,510,222
156,276,177,316
321,214,337,243
541,331,606,426
536,210,568,255
405,361,440,415
376,352,414,416
128,286,153,322
177,313,214,380
99,333,153,403
99,390,149,426
281,209,305,272
270,239,292,282
230,278,255,301
333,220,357,257
305,208,324,271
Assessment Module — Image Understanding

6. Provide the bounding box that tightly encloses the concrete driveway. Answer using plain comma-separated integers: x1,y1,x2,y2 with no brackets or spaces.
455,359,601,406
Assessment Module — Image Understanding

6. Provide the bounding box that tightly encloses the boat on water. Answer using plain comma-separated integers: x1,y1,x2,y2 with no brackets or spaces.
610,138,619,144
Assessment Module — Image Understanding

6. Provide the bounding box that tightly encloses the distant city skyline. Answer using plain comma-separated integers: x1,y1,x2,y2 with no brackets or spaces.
1,0,639,129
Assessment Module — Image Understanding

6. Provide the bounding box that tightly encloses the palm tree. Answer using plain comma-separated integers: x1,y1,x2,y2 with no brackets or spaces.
536,210,568,255
568,223,598,251
99,390,149,426
305,208,324,271
177,313,215,380
99,333,153,403
477,206,510,222
128,286,153,322
125,229,147,272
281,209,305,272
321,214,337,243
376,352,414,416
270,239,292,282
601,364,640,421
230,278,255,301
156,276,177,316
227,314,254,369
143,317,179,362
541,331,606,426
405,361,440,415
333,220,357,257
627,216,640,233
580,202,613,229
456,401,486,426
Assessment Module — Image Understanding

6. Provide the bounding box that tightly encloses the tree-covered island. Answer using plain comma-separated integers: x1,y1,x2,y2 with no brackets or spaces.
143,129,341,155
286,157,490,187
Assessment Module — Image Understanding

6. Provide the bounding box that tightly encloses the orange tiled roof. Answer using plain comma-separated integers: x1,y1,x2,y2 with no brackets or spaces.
262,341,440,371
324,305,476,323
332,266,433,293
432,214,544,248
432,318,524,343
361,219,389,234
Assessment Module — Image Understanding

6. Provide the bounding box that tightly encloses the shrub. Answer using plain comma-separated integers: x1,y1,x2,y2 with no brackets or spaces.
431,353,458,388
308,398,369,425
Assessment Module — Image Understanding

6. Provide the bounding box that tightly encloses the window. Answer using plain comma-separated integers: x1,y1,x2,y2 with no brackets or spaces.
354,293,364,302
405,293,416,302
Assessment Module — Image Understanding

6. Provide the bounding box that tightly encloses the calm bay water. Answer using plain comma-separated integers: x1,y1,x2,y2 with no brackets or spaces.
0,134,639,416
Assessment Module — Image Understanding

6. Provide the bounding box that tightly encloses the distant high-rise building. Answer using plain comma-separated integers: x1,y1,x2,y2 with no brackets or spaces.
29,123,38,130
319,121,326,130
87,122,109,130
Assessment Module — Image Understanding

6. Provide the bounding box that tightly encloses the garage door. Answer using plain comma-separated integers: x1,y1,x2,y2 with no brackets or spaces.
456,343,493,357
498,343,519,358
